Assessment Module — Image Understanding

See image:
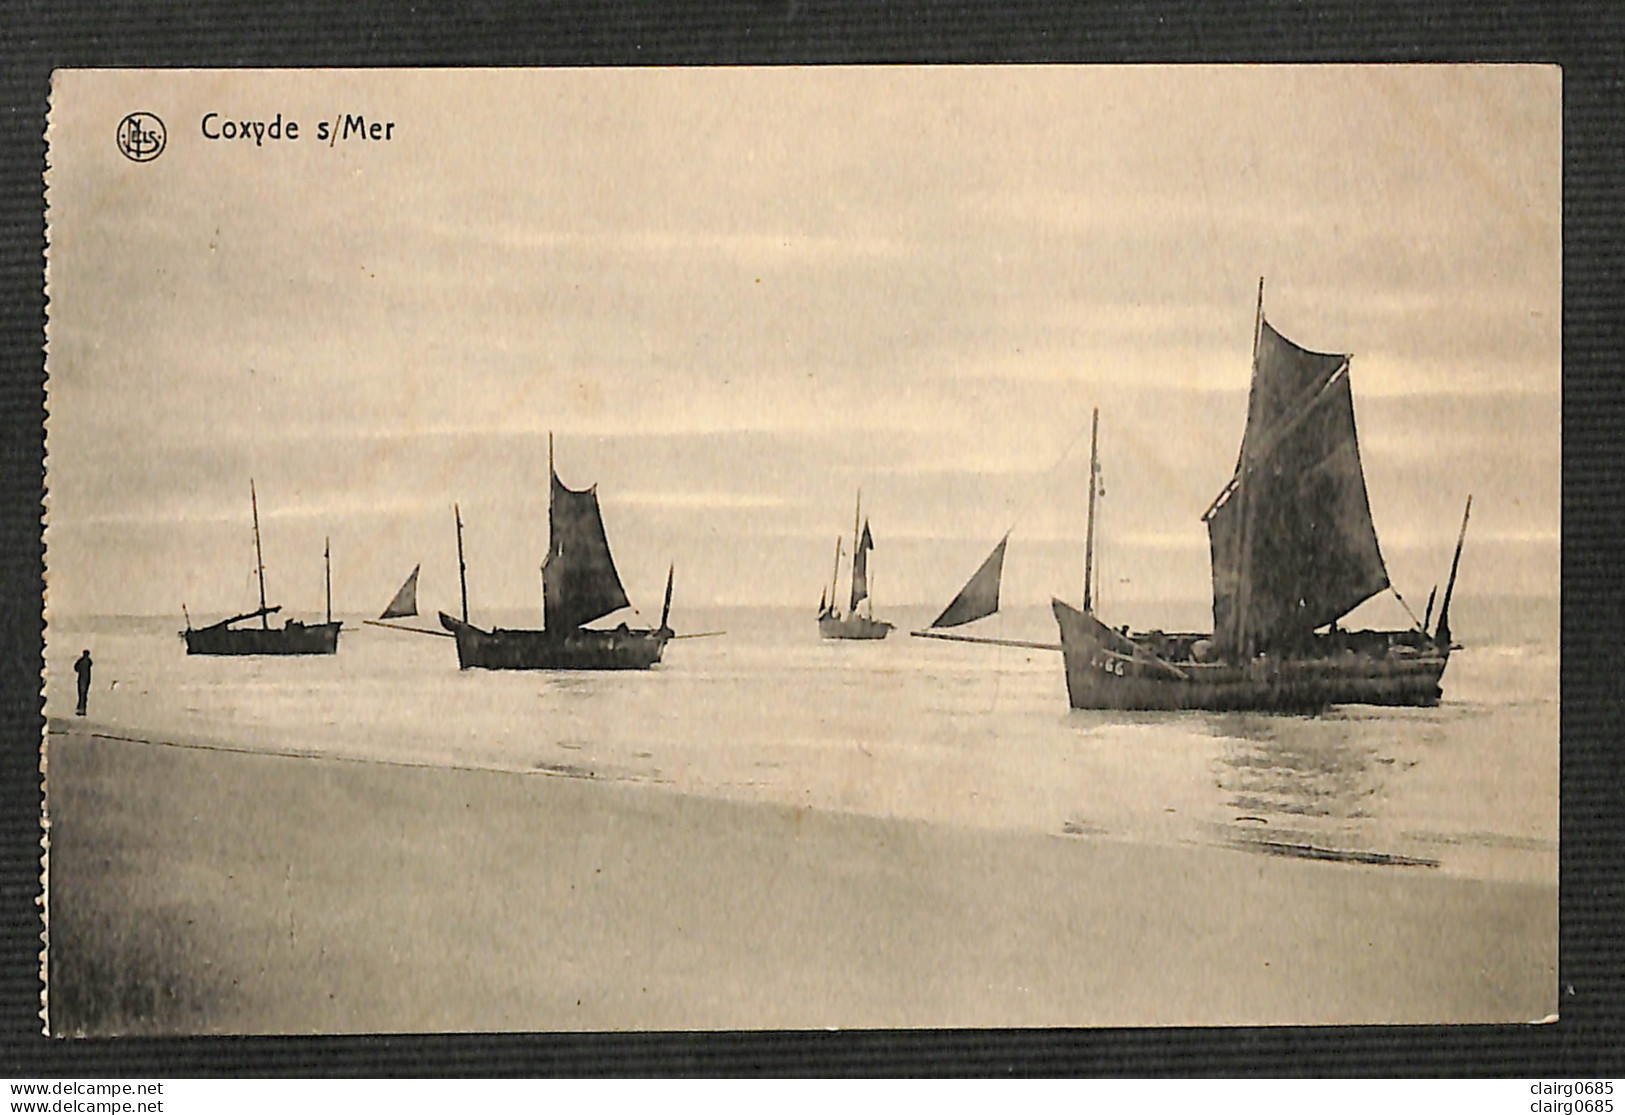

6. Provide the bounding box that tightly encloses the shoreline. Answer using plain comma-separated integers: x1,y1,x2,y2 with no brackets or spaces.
44,719,1557,1033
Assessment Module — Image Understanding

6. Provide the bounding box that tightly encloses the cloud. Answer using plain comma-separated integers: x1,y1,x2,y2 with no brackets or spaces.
613,490,789,510
42,67,1560,614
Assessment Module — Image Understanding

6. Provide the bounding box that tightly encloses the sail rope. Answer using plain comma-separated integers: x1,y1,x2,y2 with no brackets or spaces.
957,409,1099,642
997,415,1096,540
1387,585,1427,634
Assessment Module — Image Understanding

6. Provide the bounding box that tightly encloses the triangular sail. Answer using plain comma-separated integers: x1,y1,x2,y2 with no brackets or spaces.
849,520,874,613
660,564,674,631
929,535,1008,629
380,564,421,619
1204,320,1389,654
543,469,632,632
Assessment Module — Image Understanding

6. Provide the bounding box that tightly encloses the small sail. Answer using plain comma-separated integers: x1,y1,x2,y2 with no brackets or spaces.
380,564,421,619
849,520,874,613
660,563,674,631
1205,321,1389,653
929,535,1008,629
1434,495,1472,650
543,469,632,632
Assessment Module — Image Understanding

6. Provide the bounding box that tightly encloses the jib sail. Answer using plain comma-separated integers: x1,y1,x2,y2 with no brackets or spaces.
380,564,420,619
928,535,1008,629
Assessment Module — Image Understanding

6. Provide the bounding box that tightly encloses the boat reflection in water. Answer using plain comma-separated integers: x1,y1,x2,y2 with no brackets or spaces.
1201,713,1441,867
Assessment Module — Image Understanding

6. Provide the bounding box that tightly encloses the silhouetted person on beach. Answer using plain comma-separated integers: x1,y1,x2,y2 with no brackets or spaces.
73,650,92,716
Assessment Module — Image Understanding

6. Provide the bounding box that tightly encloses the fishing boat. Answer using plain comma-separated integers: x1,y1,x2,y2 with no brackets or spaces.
817,491,894,640
183,481,341,656
437,437,676,670
919,281,1470,712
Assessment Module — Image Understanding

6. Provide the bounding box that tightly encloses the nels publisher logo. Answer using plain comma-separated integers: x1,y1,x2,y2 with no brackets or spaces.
116,111,166,162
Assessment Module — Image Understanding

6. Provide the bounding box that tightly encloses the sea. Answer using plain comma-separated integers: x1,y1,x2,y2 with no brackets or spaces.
43,596,1558,886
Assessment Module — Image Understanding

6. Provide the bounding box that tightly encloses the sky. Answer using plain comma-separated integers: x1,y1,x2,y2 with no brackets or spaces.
44,66,1560,626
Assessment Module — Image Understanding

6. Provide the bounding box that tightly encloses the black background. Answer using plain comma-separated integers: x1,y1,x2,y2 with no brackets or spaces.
1,0,1619,1077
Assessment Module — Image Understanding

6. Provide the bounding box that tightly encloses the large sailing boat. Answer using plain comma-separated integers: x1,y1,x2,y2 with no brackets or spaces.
183,481,341,656
437,437,675,670
817,491,894,640
920,282,1470,712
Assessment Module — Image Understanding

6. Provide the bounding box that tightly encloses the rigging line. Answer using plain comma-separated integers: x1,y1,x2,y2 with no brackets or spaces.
1388,585,1426,633
997,409,1097,541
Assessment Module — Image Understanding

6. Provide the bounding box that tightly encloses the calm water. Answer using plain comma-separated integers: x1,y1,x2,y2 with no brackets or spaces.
44,597,1558,885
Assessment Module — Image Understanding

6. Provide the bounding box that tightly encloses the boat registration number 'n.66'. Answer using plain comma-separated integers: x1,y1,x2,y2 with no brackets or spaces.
1090,652,1128,677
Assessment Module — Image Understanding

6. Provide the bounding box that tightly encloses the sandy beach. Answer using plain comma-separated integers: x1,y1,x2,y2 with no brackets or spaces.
43,719,1556,1034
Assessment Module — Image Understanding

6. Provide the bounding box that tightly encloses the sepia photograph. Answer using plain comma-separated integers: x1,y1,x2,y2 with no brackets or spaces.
41,65,1558,1034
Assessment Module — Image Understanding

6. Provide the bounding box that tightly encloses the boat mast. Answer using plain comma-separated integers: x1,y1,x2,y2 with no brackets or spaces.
1434,495,1472,648
828,536,843,615
324,536,332,624
250,479,268,629
851,489,862,599
455,503,468,624
1230,277,1266,659
1083,407,1100,614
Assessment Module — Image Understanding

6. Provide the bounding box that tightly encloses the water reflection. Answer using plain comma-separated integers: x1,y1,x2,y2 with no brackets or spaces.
1208,714,1381,818
1199,713,1436,866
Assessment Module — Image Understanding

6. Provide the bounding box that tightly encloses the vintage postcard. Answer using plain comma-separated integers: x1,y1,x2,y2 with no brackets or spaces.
41,66,1558,1034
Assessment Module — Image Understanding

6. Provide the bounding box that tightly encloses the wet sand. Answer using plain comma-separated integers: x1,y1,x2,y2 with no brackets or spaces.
44,720,1556,1033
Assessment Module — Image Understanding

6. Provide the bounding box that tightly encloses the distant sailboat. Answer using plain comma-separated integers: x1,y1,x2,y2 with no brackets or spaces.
437,436,677,669
817,490,894,640
183,481,341,656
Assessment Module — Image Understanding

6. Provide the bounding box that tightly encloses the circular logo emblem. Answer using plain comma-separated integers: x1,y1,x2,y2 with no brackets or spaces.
116,112,167,162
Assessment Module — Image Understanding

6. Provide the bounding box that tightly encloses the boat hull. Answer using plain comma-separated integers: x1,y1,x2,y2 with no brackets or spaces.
818,613,894,640
184,621,340,656
1052,599,1447,712
438,612,669,670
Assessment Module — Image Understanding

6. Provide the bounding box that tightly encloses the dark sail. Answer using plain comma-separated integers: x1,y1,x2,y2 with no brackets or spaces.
849,521,874,612
1205,320,1389,654
543,470,631,632
929,535,1008,629
380,564,420,619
